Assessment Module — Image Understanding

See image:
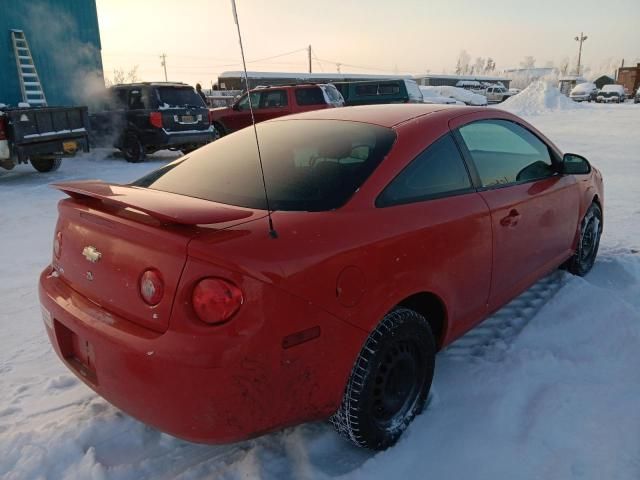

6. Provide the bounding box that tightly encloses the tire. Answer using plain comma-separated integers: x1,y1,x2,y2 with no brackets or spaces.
567,203,602,276
330,308,436,450
122,134,145,163
30,156,62,173
213,122,226,139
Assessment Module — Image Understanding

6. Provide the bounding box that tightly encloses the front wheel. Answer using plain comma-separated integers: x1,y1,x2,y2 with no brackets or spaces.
567,203,602,276
330,308,435,450
31,156,62,172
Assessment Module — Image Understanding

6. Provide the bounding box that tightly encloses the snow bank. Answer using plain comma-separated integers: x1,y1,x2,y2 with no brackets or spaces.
498,81,583,115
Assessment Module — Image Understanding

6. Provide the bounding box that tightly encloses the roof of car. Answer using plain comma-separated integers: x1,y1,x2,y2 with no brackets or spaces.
270,104,485,128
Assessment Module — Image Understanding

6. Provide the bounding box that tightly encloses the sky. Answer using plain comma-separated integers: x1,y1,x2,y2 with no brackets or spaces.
96,0,640,87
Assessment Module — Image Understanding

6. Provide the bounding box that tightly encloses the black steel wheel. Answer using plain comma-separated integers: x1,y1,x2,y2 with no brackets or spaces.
122,134,145,163
330,308,435,450
31,156,62,173
567,202,602,276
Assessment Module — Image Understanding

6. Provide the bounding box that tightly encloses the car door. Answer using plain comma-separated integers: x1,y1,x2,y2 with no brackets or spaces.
376,132,493,340
454,117,580,310
253,89,290,123
225,91,261,132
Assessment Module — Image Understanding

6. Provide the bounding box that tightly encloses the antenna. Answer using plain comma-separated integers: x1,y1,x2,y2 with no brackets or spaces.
230,0,278,239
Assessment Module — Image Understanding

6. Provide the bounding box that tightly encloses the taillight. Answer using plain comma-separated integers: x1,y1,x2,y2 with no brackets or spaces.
53,231,62,259
149,112,163,129
192,278,243,325
140,269,164,305
0,116,7,141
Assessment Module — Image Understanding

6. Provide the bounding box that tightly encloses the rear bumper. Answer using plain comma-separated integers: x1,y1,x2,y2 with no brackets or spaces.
14,135,89,162
39,264,364,443
144,127,215,149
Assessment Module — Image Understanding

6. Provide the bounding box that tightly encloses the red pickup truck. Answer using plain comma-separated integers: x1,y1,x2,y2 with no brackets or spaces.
209,83,344,136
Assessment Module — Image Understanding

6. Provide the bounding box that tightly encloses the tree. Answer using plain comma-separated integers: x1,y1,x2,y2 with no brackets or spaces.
520,56,536,69
107,65,139,86
559,57,570,76
455,50,471,75
473,57,486,75
485,58,496,73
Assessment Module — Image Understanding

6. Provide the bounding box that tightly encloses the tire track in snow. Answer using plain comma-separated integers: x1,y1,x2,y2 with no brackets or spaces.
444,270,567,360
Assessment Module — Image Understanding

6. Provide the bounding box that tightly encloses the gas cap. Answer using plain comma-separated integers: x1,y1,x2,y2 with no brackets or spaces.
336,266,366,307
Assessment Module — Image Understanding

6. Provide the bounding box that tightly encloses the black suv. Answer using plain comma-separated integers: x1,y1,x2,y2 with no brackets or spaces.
90,82,214,162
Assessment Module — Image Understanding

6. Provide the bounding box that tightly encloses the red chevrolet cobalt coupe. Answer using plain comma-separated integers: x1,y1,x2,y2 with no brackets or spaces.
40,105,603,450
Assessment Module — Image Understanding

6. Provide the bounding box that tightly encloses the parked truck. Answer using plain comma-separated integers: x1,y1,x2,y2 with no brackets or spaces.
0,104,90,172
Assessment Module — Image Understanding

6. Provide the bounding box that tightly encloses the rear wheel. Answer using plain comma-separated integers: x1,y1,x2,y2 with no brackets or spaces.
122,134,145,163
31,156,62,172
330,308,435,450
567,202,602,276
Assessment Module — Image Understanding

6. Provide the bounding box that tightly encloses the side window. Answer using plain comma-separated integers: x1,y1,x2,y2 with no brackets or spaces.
237,91,261,111
295,87,325,106
355,84,378,96
260,90,288,108
378,82,401,95
377,134,473,207
113,89,127,109
458,120,555,187
128,89,145,110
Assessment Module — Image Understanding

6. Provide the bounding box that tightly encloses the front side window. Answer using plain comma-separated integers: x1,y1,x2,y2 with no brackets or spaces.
458,120,555,187
133,120,396,211
237,91,261,111
377,133,472,207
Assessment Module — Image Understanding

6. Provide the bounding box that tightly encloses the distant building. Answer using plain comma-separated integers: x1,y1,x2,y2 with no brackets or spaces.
592,75,616,90
413,74,511,89
558,75,587,95
0,0,104,106
217,71,409,90
617,63,640,95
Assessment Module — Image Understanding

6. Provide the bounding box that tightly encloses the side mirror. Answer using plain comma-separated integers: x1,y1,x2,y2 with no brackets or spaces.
232,103,240,111
562,153,591,175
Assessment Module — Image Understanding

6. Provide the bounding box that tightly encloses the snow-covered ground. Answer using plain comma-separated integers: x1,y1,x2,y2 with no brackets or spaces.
1,96,640,479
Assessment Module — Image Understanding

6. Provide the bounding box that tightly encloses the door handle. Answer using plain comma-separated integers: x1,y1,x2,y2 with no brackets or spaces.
500,209,521,227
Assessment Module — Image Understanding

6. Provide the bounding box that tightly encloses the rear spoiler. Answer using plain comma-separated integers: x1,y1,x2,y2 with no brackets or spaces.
52,180,254,225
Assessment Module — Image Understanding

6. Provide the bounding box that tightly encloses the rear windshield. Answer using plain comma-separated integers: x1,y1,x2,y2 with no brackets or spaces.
405,80,423,101
133,120,396,211
157,87,205,108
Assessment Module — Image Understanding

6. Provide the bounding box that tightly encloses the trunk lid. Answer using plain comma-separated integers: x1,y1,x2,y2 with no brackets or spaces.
52,181,264,333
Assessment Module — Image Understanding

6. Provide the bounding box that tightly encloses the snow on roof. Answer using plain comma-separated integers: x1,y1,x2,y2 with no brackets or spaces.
413,73,510,81
219,71,410,80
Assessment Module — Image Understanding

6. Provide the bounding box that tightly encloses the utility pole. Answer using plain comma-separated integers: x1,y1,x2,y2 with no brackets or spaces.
308,45,312,74
160,53,168,81
336,63,341,74
574,32,587,75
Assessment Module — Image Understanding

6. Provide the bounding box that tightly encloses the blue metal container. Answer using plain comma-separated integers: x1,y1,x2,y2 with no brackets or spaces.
0,0,103,106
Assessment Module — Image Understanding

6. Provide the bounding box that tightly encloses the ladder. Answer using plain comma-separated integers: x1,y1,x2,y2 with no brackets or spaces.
10,29,47,106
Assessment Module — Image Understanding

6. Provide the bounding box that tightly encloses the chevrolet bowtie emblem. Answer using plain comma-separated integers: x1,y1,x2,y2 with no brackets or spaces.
82,246,102,263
